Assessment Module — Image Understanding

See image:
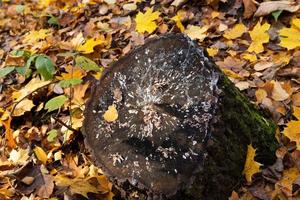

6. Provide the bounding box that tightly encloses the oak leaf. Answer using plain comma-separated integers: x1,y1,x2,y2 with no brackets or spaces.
247,22,270,53
243,144,262,182
135,8,160,34
279,18,300,50
54,174,99,198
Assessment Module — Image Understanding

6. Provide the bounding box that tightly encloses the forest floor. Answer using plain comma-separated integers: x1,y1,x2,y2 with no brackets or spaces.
0,0,300,199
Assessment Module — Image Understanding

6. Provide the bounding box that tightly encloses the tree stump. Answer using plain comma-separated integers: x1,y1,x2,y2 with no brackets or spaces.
82,34,278,200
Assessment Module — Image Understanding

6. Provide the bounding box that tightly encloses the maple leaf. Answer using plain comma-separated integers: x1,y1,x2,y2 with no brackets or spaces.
279,18,300,50
103,104,118,122
283,106,300,150
54,174,99,198
243,144,262,182
135,8,160,34
247,22,270,54
77,36,106,54
224,23,247,40
23,29,51,44
184,25,209,41
276,167,300,196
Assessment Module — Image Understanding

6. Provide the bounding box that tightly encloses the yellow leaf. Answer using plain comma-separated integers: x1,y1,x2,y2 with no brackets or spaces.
276,168,300,197
242,53,257,62
279,18,300,50
283,107,300,150
135,8,160,34
293,106,300,120
247,22,270,53
184,25,209,41
12,99,35,117
12,78,51,102
23,29,51,44
54,174,99,198
206,48,218,57
57,66,85,80
103,104,118,122
33,146,48,165
224,23,247,40
243,144,262,183
171,14,185,32
77,37,105,54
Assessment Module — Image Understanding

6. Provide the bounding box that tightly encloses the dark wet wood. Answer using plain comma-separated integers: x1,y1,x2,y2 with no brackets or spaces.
83,34,278,200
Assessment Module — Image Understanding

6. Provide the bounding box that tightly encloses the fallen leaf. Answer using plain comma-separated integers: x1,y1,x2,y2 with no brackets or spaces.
171,13,185,32
77,36,106,54
243,144,262,183
248,22,270,53
54,174,99,198
271,81,289,101
253,61,274,71
254,1,300,17
243,0,257,18
206,48,219,57
103,104,118,122
242,53,257,62
276,167,300,196
255,89,268,103
283,107,300,150
8,148,30,165
224,23,247,39
12,77,51,102
33,146,48,165
279,18,300,50
185,25,209,41
23,29,51,44
12,99,35,117
135,8,160,34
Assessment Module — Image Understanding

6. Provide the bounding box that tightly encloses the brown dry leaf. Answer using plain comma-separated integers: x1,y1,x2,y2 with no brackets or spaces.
35,173,54,198
276,167,300,196
254,1,300,17
243,144,262,183
253,61,274,71
271,81,289,101
243,0,257,18
2,116,16,149
216,56,247,72
54,174,99,198
229,191,239,200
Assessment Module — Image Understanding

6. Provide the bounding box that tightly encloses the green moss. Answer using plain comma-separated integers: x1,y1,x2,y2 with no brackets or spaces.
179,74,278,200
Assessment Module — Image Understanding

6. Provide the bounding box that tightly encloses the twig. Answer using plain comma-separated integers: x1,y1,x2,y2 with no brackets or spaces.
52,116,79,133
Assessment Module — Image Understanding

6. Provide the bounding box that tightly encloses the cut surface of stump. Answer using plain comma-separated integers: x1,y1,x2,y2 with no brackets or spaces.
83,34,278,199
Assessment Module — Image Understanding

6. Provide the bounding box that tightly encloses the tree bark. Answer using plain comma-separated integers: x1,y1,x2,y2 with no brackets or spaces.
82,34,278,200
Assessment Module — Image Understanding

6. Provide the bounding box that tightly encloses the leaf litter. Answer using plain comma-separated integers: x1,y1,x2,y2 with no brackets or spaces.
0,0,300,199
